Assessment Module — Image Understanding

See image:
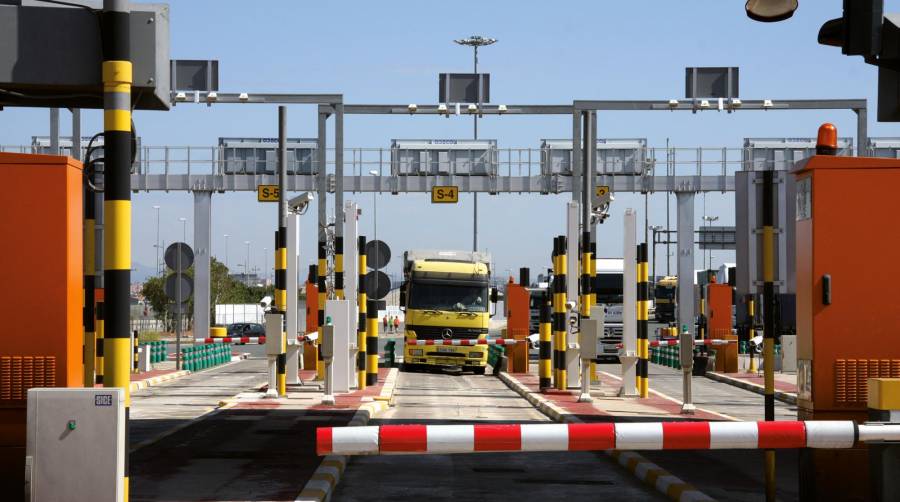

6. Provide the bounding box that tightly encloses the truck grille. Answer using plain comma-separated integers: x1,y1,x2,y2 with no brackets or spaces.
407,325,487,340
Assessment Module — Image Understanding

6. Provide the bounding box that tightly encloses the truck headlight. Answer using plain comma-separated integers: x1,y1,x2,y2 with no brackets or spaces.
468,351,483,358
411,349,423,356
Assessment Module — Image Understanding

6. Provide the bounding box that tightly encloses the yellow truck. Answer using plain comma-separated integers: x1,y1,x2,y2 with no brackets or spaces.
654,275,677,323
400,250,498,374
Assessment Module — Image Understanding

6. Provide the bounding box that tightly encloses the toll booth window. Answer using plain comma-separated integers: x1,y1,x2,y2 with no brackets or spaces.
409,283,488,312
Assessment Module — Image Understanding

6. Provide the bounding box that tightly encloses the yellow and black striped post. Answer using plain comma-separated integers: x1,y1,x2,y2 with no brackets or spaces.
637,243,650,398
83,188,96,386
747,295,758,373
366,299,379,386
317,240,327,380
132,331,138,373
762,169,776,502
275,228,287,396
96,290,104,385
552,235,568,390
101,1,132,497
335,236,344,300
357,236,367,389
589,240,598,383
538,300,552,390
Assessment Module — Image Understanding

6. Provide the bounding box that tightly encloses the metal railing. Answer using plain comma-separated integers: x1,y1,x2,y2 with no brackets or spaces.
2,144,863,178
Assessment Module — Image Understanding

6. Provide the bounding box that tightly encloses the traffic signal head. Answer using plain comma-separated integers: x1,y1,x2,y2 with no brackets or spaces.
746,0,798,23
818,0,884,57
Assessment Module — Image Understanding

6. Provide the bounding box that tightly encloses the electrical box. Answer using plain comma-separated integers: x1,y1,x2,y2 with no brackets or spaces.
504,282,530,373
794,155,900,500
320,325,334,361
26,388,124,502
580,307,606,361
265,313,285,356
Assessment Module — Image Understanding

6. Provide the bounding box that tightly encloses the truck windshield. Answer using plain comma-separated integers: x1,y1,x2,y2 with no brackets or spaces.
409,283,488,312
655,286,675,299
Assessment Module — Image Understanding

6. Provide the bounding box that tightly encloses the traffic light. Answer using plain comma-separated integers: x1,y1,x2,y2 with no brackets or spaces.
818,1,900,121
818,0,883,57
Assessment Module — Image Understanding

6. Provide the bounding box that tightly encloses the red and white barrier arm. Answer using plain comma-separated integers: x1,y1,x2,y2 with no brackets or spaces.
317,421,900,456
406,338,522,347
196,336,265,344
199,334,317,345
615,339,735,349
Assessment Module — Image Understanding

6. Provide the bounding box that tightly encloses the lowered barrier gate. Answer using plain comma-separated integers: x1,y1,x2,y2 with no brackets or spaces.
316,421,900,456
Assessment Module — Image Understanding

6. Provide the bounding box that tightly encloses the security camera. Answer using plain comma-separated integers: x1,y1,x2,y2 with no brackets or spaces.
565,300,577,311
289,192,314,214
748,335,764,353
260,295,273,309
527,333,539,350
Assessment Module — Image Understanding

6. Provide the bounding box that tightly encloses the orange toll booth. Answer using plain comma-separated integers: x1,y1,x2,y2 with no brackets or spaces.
706,282,737,373
504,269,531,373
794,153,900,500
304,265,319,371
0,153,83,490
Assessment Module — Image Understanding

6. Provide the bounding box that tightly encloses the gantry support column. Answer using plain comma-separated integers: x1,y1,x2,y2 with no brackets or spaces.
274,106,288,397
193,191,212,343
101,1,132,498
620,209,638,397
676,191,696,414
334,104,345,300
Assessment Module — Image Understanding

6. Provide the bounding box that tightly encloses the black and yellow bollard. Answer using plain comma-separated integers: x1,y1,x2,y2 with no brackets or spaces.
366,299,379,386
552,235,568,390
100,2,132,497
96,291,105,385
275,227,287,396
132,331,139,373
357,236,368,389
747,295,758,373
538,301,552,390
589,240,598,383
84,190,96,386
317,240,327,380
637,243,649,398
335,236,344,300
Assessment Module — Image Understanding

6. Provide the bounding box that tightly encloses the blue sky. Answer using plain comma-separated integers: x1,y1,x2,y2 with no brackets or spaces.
3,0,899,282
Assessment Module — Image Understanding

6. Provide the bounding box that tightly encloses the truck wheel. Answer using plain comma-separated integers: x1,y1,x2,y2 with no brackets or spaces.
472,366,486,375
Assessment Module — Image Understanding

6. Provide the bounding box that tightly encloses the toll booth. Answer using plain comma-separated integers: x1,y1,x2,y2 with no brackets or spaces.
794,155,900,500
503,269,531,374
706,283,737,373
304,266,319,371
0,153,84,492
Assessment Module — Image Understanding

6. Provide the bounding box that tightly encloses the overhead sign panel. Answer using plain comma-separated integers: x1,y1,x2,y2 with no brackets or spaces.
391,139,497,176
219,137,317,175
170,59,219,92
685,67,739,99
698,226,736,250
540,139,647,175
0,3,170,110
439,73,490,104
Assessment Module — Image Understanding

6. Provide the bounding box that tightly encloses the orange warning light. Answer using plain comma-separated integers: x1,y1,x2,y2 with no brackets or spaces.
816,123,838,155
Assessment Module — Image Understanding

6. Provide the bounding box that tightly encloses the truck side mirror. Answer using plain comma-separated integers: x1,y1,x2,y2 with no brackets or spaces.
399,282,407,309
490,287,499,304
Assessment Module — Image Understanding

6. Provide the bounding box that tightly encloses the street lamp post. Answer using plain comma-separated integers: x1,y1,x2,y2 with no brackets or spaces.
153,205,161,275
649,225,663,282
244,241,251,286
178,217,187,244
224,234,229,270
454,35,497,253
702,215,719,271
264,247,269,286
369,169,379,299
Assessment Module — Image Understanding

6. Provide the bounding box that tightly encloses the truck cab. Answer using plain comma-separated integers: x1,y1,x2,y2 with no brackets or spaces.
400,250,497,374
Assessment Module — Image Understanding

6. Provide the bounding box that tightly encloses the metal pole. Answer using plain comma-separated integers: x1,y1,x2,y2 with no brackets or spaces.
335,104,344,299
762,169,776,502
50,108,60,155
154,206,160,275
276,105,288,396
224,234,228,270
473,46,478,252
100,1,132,497
666,139,671,276
71,108,81,161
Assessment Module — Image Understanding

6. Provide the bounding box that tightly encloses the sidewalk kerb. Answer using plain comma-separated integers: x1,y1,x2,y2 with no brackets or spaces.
704,371,798,405
296,367,399,502
498,371,716,502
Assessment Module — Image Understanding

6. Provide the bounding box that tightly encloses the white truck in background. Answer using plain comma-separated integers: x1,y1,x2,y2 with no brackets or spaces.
594,258,624,361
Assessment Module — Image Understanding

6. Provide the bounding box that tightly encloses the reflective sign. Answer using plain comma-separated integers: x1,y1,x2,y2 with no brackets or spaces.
258,185,279,202
431,185,459,203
